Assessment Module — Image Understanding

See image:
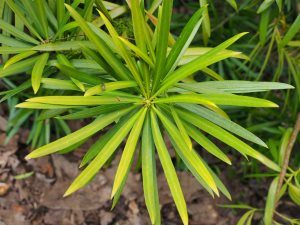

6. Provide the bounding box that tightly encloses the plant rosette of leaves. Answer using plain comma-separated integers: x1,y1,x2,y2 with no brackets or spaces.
0,1,295,225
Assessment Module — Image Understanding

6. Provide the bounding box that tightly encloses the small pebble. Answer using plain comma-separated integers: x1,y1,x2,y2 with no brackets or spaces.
0,182,9,196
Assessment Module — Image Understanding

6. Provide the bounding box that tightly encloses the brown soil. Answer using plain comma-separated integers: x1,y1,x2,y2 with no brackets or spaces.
0,115,297,225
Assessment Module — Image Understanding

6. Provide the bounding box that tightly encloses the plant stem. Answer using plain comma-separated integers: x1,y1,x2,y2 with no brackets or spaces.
275,113,300,198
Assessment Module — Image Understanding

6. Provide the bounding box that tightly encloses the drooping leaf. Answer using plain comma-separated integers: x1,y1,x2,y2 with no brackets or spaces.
31,53,50,93
25,106,136,159
264,177,278,225
64,107,143,196
150,110,188,225
142,112,161,225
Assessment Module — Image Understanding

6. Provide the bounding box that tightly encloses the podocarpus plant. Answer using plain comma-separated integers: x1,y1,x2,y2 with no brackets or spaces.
0,1,295,225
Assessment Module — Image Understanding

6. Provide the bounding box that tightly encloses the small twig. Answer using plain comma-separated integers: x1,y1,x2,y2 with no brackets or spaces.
275,113,300,198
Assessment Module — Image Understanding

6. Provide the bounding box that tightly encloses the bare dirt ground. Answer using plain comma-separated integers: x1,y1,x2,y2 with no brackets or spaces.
0,114,296,225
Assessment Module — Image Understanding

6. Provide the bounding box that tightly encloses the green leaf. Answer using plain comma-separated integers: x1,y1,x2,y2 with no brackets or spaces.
25,96,142,106
111,108,147,197
65,4,131,81
5,0,43,41
0,34,32,47
41,78,81,91
0,46,31,54
156,93,278,108
165,6,205,75
177,81,294,94
178,104,268,147
32,41,94,51
99,11,145,95
13,171,34,180
57,105,129,120
183,122,231,164
4,51,37,69
170,107,193,150
152,0,173,93
259,9,270,46
37,109,67,121
237,210,256,225
263,177,278,225
280,15,300,47
56,54,86,92
154,107,219,196
118,37,155,68
155,32,248,97
35,0,49,38
176,108,280,172
288,183,300,205
32,53,50,93
0,56,38,78
25,106,136,159
278,128,292,166
257,0,275,14
64,107,143,196
80,110,136,167
85,81,137,96
0,81,31,103
16,102,82,109
142,112,161,225
154,94,214,106
178,47,249,64
95,0,112,21
150,110,188,225
226,0,238,11
56,64,104,85
199,0,210,45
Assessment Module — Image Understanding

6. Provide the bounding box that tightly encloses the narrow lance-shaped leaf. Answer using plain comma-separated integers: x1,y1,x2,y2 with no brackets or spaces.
25,106,136,159
4,0,43,41
176,108,280,171
24,96,142,106
85,81,138,96
154,94,216,107
264,177,278,225
257,0,275,14
197,93,278,107
178,103,267,148
226,0,238,11
57,105,129,120
41,78,81,91
170,106,193,150
56,63,104,85
35,0,49,38
4,50,37,69
152,0,173,93
111,107,147,197
32,53,50,93
280,15,300,47
80,110,137,167
56,54,85,92
118,37,155,68
142,112,161,225
177,81,294,94
150,110,188,225
154,32,248,97
65,4,132,81
154,106,219,195
164,6,205,76
64,107,144,196
183,121,231,164
0,19,39,44
259,9,270,46
199,0,210,45
99,11,146,95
